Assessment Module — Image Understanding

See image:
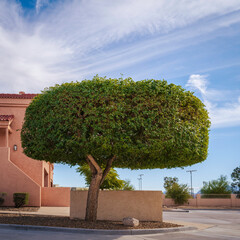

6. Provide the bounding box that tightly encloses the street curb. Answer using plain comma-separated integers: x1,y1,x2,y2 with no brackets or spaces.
0,223,197,235
163,210,189,212
182,209,240,211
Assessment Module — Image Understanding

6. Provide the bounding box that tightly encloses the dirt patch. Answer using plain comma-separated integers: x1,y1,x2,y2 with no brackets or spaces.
0,207,39,212
163,206,240,210
0,213,181,230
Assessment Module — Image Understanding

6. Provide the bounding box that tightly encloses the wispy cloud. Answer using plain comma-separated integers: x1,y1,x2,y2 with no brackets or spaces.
186,74,240,128
36,0,49,14
186,74,208,95
0,0,240,93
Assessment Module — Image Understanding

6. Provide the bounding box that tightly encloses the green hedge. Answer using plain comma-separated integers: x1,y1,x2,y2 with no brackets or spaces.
201,194,231,199
13,193,29,208
0,193,7,206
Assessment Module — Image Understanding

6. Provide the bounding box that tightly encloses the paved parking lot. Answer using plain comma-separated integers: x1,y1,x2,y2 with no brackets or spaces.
0,210,239,240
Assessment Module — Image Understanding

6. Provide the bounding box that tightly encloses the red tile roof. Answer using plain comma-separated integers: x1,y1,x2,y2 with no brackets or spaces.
0,93,38,99
0,115,14,121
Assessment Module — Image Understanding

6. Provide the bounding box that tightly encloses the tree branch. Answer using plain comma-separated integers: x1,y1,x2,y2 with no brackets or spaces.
87,155,102,174
86,157,96,175
100,155,116,185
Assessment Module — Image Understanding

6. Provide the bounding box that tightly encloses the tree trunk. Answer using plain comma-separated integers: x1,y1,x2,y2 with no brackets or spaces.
85,155,116,222
85,172,102,221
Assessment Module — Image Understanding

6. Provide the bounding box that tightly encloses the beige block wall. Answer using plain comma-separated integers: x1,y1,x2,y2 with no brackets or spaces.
232,195,240,207
197,198,232,206
70,190,162,221
41,187,70,206
163,194,240,207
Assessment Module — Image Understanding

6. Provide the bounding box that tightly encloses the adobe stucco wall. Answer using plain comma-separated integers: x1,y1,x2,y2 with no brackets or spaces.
0,147,41,206
0,98,44,186
41,187,70,206
0,95,56,207
70,190,162,221
42,161,53,187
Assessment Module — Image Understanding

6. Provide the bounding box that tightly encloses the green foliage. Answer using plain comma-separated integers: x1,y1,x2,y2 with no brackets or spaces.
122,179,135,191
163,177,178,189
13,193,29,208
201,175,231,197
0,193,6,206
21,76,210,170
231,166,240,197
77,165,134,190
164,177,191,205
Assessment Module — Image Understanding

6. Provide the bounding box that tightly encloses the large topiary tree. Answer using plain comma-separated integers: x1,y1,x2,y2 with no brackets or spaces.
21,76,210,221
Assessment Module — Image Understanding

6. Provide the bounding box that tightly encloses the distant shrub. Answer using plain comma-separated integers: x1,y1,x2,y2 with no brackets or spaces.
13,193,29,208
0,193,7,206
164,177,191,205
166,183,191,205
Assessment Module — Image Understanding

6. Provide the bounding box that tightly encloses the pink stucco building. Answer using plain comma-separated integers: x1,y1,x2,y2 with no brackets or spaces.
0,92,70,207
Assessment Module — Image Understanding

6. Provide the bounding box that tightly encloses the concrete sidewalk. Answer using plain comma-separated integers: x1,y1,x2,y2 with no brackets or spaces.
0,207,70,216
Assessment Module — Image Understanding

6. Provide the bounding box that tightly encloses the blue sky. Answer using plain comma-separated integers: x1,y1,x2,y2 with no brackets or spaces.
1,0,240,193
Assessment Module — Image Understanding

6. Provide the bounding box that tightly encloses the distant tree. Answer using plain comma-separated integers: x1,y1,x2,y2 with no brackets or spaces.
201,175,231,196
164,177,178,189
77,165,134,190
21,77,210,221
122,179,135,191
164,177,191,205
231,166,240,197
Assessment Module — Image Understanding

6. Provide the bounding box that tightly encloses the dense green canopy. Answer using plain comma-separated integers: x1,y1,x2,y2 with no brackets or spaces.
21,76,210,169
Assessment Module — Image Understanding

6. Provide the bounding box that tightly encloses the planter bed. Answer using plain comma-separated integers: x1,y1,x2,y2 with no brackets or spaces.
0,213,180,230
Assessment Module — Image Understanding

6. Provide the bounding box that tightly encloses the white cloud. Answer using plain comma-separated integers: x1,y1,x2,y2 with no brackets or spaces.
211,98,240,128
0,0,240,93
186,74,208,95
36,0,49,14
186,74,240,128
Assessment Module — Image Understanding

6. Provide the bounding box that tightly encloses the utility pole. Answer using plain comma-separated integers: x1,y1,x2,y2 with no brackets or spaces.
186,170,197,197
138,174,144,190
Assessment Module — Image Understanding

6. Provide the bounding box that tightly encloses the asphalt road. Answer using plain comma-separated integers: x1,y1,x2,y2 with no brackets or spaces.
0,210,239,240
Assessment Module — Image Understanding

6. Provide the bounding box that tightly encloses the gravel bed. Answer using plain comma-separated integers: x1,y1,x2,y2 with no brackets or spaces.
0,213,181,230
0,207,39,212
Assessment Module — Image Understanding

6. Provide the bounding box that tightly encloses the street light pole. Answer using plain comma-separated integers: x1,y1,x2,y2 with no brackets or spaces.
138,174,144,190
186,170,197,197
